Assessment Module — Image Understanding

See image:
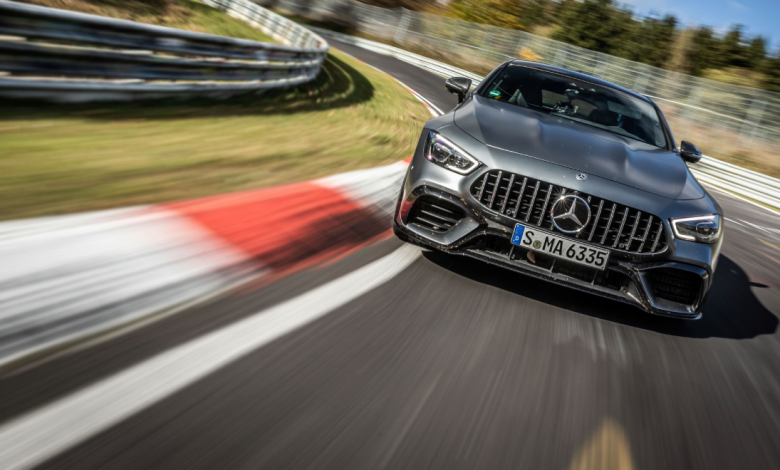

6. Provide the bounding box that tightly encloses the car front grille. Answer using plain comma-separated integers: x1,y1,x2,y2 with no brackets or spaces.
470,170,668,254
408,196,465,232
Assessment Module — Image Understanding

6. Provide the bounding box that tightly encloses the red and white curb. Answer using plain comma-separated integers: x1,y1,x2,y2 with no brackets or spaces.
0,160,409,369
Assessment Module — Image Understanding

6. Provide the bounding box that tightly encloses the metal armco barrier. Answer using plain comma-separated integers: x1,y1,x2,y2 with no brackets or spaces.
0,0,328,101
315,28,780,212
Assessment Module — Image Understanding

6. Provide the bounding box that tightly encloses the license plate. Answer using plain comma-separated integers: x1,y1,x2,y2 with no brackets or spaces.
511,224,609,270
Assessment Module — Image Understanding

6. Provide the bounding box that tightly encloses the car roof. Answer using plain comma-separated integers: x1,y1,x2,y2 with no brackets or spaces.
507,60,653,105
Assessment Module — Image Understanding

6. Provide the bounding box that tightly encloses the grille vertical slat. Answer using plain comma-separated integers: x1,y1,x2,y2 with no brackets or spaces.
625,211,642,251
637,216,654,253
600,203,618,245
525,181,541,222
612,209,629,248
470,170,667,254
588,200,604,241
508,177,528,218
500,174,515,213
488,171,502,209
576,195,592,238
477,173,489,201
538,184,554,227
650,221,664,252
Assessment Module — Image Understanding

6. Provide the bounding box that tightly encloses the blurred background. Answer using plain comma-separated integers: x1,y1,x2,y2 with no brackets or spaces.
274,0,780,177
2,0,780,469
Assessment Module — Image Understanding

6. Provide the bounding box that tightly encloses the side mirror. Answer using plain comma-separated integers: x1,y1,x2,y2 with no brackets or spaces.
680,141,702,163
445,77,472,103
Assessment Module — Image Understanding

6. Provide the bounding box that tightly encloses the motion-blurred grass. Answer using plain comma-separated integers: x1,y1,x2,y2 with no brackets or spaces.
18,0,275,43
0,49,431,220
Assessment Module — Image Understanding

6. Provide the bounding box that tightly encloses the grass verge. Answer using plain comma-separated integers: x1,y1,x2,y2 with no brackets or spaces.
0,49,431,221
17,0,276,42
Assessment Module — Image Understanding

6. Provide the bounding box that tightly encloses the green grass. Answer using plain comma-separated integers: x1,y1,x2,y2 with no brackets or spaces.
19,0,275,42
0,49,431,221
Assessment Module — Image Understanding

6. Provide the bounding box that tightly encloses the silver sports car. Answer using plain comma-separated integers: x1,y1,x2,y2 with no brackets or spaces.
393,61,723,319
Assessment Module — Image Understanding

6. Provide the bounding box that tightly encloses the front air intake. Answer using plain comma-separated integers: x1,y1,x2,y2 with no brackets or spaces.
407,196,465,233
648,268,702,305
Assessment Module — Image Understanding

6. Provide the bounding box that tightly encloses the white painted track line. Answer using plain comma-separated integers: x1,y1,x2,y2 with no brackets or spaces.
394,78,444,117
0,245,421,470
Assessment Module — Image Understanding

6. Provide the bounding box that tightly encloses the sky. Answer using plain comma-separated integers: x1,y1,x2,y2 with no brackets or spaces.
619,0,780,48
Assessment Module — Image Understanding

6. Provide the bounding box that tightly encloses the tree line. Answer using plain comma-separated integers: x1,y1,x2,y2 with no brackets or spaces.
359,0,780,93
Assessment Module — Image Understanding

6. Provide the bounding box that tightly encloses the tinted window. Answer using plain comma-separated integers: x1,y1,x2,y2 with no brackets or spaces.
482,64,667,148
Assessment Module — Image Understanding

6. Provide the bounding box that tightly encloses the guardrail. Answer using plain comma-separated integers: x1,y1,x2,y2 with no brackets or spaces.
314,28,780,212
0,0,328,101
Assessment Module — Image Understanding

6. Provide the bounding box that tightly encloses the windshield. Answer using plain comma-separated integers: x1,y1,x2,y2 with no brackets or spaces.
481,64,668,148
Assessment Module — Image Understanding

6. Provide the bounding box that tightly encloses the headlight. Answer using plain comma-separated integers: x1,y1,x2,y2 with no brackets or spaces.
671,214,721,244
425,131,480,174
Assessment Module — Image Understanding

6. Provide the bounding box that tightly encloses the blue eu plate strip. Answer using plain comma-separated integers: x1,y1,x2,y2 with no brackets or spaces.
511,224,525,246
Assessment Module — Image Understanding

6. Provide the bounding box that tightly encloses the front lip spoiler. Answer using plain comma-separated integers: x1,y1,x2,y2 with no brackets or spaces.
394,221,702,320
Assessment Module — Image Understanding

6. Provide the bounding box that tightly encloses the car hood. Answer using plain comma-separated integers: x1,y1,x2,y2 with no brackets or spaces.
453,96,704,200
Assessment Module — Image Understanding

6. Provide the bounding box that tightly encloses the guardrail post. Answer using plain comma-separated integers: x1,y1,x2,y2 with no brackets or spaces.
482,31,493,52
739,98,767,149
594,58,608,79
553,48,567,68
632,73,648,94
393,8,410,46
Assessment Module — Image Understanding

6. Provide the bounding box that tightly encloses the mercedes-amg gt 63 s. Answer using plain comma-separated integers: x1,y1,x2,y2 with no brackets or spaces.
393,61,723,319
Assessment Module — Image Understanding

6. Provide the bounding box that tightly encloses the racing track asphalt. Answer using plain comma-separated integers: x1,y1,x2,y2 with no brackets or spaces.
2,38,780,470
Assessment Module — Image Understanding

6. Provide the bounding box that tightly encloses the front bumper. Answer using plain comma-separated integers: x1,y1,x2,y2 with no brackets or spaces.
394,169,716,320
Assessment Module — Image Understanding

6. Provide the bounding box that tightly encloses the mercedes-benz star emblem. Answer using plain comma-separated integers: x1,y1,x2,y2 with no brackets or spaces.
551,195,591,233
576,173,587,181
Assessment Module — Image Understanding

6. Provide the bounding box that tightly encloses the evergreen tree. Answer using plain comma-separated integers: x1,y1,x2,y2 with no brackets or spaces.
552,0,629,54
719,25,747,68
761,52,780,92
666,28,694,73
523,0,556,28
645,15,677,68
687,27,719,76
747,36,768,70
614,14,677,67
